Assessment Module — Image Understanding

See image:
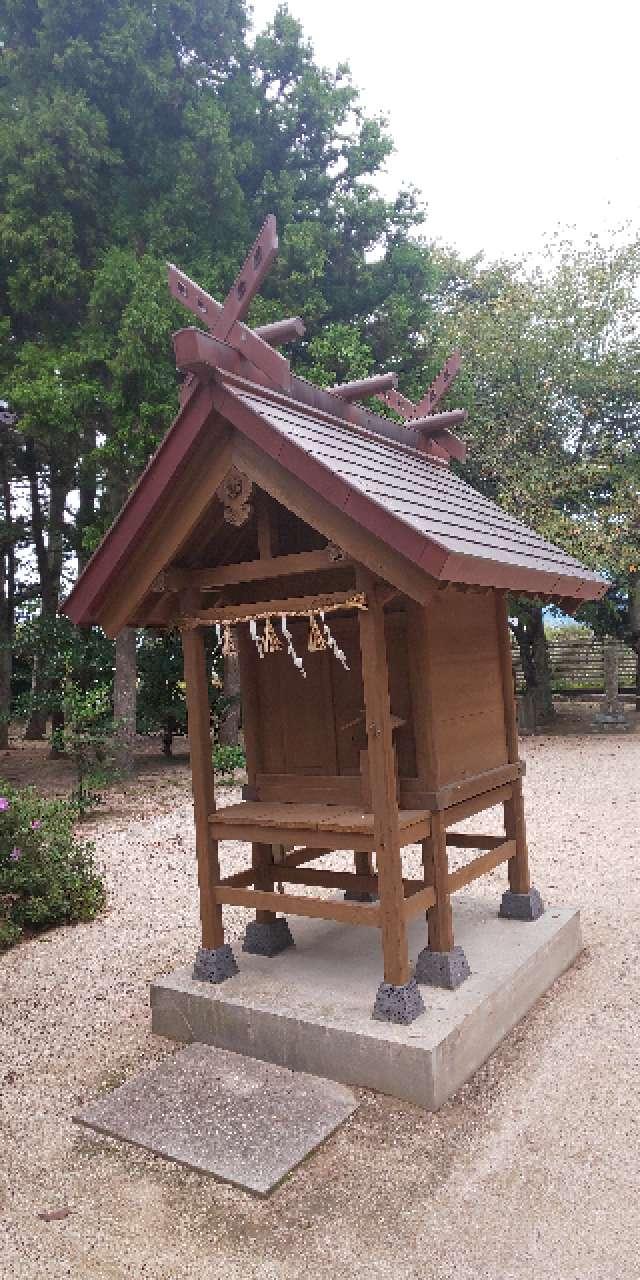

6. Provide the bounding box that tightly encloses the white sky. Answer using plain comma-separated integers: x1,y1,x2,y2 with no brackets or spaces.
249,0,639,262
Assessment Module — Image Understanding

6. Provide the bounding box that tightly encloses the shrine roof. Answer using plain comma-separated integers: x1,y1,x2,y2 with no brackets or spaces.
217,376,605,595
62,364,607,632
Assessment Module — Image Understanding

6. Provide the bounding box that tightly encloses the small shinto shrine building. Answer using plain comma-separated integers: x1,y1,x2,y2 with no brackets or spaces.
63,218,606,1024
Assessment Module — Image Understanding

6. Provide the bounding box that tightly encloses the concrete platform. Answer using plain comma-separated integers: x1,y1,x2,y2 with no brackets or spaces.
151,897,582,1111
74,1043,357,1195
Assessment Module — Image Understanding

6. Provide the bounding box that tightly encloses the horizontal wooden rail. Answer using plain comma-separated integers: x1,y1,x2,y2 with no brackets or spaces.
447,840,515,893
403,883,437,919
213,884,380,926
443,785,514,828
274,866,378,894
446,832,506,850
162,547,348,591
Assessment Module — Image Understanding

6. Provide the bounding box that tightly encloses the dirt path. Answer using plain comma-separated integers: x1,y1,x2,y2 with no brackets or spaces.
1,730,639,1279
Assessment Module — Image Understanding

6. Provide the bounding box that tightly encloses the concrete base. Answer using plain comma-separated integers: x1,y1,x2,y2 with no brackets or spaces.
152,897,582,1111
414,944,471,990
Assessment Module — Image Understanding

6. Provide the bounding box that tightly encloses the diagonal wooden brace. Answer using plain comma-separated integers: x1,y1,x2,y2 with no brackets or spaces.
214,215,279,340
415,350,462,416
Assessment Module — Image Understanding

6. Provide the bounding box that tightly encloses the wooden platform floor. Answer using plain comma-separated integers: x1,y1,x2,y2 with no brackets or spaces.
209,800,431,849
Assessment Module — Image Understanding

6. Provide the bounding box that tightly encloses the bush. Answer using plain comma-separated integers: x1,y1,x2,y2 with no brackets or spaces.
53,682,119,816
0,782,106,950
213,744,246,780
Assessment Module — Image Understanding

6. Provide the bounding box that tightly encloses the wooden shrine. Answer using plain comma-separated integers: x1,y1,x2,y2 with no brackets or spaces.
63,217,606,1023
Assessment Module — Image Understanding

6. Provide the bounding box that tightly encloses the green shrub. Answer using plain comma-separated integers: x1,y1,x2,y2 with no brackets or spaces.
0,782,106,951
213,744,246,780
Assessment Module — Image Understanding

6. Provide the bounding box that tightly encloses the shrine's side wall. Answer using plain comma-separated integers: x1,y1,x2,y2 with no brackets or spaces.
427,590,508,786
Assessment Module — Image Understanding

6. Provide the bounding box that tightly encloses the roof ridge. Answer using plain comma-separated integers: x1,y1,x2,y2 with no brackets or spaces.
218,370,450,473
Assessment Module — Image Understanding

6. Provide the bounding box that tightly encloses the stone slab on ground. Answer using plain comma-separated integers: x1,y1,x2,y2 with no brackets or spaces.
73,1042,357,1195
151,897,582,1111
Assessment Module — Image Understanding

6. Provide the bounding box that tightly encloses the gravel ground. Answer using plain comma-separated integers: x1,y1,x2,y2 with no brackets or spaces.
1,729,639,1280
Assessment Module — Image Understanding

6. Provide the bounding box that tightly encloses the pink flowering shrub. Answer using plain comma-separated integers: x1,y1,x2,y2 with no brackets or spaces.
0,783,106,950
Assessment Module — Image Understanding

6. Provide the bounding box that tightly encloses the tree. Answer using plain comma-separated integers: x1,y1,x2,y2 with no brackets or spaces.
431,233,640,719
1,0,441,748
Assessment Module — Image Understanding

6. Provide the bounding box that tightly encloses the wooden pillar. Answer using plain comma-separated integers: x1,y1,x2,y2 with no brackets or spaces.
495,591,531,894
182,625,224,949
357,570,410,986
236,625,277,924
407,600,454,951
421,810,454,952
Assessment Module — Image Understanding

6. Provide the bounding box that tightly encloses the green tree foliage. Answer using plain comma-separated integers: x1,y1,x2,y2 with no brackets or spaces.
0,0,441,742
431,234,640,712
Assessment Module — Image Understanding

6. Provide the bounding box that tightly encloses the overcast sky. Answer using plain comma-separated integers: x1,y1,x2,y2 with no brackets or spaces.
249,0,638,262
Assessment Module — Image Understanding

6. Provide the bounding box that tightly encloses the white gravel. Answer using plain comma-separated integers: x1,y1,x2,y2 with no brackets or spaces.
1,730,639,1279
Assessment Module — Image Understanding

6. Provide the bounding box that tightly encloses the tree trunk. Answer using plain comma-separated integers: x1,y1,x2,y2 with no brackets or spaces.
114,627,137,777
512,601,555,728
0,445,14,750
629,573,640,712
219,630,241,747
23,443,70,739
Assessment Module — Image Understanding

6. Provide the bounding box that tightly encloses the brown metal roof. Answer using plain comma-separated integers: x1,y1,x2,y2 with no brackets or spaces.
62,366,606,629
214,376,606,600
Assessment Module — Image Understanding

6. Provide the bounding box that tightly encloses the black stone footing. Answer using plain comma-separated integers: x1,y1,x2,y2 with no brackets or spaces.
414,945,471,990
242,917,295,957
372,976,425,1025
499,887,544,921
192,943,239,984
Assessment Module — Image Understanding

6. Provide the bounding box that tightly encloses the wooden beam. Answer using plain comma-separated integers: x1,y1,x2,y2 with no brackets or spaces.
421,809,453,953
448,840,515,893
181,588,366,628
255,317,305,345
163,548,349,591
415,351,462,416
214,885,381,926
99,432,234,637
168,271,292,391
495,591,532,894
443,783,514,827
332,373,398,401
182,627,224,950
446,832,505,849
214,215,279,340
255,488,275,559
403,884,437,920
274,866,379,894
357,570,411,986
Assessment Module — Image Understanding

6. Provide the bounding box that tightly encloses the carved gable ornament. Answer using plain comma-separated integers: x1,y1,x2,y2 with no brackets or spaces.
217,467,253,527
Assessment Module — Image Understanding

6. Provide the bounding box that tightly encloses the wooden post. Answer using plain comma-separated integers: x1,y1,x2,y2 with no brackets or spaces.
495,591,531,895
236,625,278,924
421,810,454,951
407,600,454,951
182,626,224,949
357,570,410,986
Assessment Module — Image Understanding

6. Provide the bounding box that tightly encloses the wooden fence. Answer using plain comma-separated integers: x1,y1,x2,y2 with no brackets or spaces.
511,633,638,695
